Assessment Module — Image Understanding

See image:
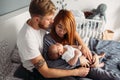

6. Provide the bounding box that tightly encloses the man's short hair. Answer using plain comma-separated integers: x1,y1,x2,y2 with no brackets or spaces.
29,0,56,16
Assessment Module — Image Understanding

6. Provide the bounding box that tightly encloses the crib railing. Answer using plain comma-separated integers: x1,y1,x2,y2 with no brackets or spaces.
76,19,105,45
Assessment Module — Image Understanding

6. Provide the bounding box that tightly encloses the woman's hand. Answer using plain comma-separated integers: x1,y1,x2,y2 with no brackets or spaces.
91,54,100,68
91,53,105,68
75,31,93,62
81,46,93,63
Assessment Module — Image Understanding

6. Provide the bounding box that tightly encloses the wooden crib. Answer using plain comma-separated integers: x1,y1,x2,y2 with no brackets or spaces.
76,18,105,46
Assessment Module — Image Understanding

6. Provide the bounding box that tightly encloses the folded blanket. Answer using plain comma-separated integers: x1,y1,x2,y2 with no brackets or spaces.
117,62,120,70
89,38,120,75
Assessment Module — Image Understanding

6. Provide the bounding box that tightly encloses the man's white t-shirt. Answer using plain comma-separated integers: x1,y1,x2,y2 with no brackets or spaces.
17,23,46,71
62,45,82,62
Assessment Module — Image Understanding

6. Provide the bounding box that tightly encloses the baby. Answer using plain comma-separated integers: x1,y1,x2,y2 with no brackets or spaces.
48,43,105,68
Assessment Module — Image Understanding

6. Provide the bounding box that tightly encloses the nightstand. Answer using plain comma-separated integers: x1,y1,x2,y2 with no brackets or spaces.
102,30,114,40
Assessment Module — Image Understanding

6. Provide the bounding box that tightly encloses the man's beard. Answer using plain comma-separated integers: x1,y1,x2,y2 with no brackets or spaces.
38,22,52,30
38,23,46,29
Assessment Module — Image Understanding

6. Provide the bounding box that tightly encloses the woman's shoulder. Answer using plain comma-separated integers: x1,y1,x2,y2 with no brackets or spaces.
44,33,52,40
43,33,56,44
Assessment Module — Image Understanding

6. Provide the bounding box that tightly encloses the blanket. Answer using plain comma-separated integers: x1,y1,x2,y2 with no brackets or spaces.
89,38,120,76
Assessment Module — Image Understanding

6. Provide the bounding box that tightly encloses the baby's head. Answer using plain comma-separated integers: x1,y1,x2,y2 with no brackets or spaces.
48,43,64,60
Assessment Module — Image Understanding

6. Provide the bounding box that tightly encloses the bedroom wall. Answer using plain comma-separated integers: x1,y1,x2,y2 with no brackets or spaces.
0,7,30,52
52,0,120,41
0,0,120,51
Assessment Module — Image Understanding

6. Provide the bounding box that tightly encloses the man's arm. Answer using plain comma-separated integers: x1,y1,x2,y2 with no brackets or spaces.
31,54,89,78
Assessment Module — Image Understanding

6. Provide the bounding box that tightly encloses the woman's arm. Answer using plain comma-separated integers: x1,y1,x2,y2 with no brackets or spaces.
75,31,92,62
41,34,89,78
31,54,90,78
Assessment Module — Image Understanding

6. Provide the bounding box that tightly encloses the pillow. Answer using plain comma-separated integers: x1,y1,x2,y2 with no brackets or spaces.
71,10,85,25
11,45,21,64
0,40,13,77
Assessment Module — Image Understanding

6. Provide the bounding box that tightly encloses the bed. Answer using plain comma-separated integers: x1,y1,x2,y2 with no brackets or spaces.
73,10,120,76
89,38,120,76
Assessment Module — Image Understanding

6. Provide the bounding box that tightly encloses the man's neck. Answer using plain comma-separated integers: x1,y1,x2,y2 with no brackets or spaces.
27,19,40,30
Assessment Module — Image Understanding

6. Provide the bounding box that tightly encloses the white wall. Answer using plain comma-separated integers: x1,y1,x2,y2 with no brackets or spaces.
0,7,30,51
52,0,120,41
0,0,120,51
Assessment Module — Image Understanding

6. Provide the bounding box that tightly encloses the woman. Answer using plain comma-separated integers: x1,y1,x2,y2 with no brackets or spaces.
43,9,120,80
44,9,92,61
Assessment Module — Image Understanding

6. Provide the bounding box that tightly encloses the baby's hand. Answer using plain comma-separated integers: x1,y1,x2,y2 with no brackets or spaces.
80,55,90,68
74,50,80,57
78,45,82,50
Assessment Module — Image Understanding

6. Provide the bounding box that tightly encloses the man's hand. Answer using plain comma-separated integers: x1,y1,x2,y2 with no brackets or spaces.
75,67,90,77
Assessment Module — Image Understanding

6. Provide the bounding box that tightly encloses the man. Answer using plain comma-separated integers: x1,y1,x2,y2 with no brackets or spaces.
17,0,89,80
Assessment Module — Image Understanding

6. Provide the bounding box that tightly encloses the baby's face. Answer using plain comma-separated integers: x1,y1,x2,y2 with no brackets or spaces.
55,43,64,54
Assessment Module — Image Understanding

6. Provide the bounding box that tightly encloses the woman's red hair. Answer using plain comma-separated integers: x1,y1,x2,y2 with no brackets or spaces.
50,9,77,45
